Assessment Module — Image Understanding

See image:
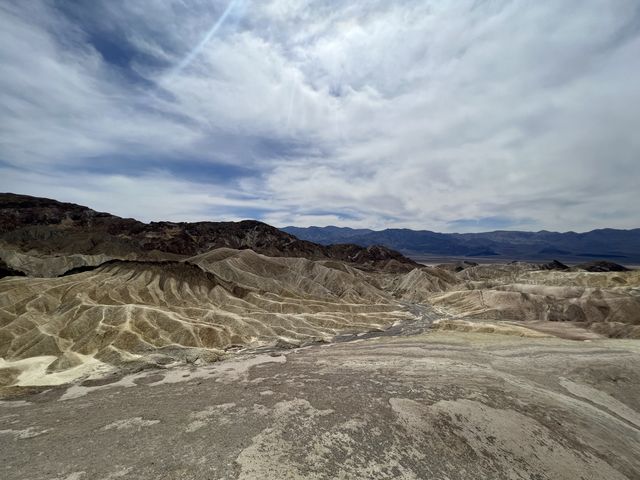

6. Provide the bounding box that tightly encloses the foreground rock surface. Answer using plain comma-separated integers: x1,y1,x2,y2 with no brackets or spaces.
1,330,639,480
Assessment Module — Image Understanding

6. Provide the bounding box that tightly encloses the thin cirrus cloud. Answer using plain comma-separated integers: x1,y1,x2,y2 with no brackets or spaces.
0,0,638,232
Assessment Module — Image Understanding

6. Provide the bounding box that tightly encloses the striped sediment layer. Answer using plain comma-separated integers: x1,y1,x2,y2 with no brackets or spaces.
0,249,416,386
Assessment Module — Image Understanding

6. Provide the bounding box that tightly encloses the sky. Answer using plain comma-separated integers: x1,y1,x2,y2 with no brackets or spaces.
1,0,639,233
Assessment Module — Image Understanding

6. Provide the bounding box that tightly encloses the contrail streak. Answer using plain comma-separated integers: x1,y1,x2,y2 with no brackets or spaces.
171,0,240,76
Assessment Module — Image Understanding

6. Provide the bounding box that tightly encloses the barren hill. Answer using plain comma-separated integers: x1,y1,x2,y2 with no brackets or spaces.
0,248,437,386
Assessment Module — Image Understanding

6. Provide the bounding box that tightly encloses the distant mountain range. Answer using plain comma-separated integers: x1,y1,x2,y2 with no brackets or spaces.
282,226,640,263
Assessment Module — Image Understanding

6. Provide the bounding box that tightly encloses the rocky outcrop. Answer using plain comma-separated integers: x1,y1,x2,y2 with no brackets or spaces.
436,260,479,273
575,261,630,272
540,260,569,271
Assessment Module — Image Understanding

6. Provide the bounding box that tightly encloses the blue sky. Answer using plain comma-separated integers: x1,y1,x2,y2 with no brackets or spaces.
1,0,639,232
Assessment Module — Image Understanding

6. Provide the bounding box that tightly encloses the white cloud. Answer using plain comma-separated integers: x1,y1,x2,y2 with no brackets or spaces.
1,0,639,232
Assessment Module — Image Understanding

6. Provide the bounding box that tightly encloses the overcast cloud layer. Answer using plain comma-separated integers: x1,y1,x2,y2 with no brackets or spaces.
1,0,639,232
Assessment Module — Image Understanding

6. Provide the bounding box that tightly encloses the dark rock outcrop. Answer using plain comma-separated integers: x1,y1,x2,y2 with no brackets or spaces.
540,260,570,271
436,261,479,273
575,261,630,272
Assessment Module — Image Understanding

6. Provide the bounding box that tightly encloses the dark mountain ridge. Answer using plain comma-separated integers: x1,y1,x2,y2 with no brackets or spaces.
0,193,417,275
283,225,640,263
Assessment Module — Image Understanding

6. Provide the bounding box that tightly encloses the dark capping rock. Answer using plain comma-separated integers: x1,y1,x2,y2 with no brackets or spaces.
540,260,570,271
455,260,479,272
435,261,479,273
575,261,630,272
